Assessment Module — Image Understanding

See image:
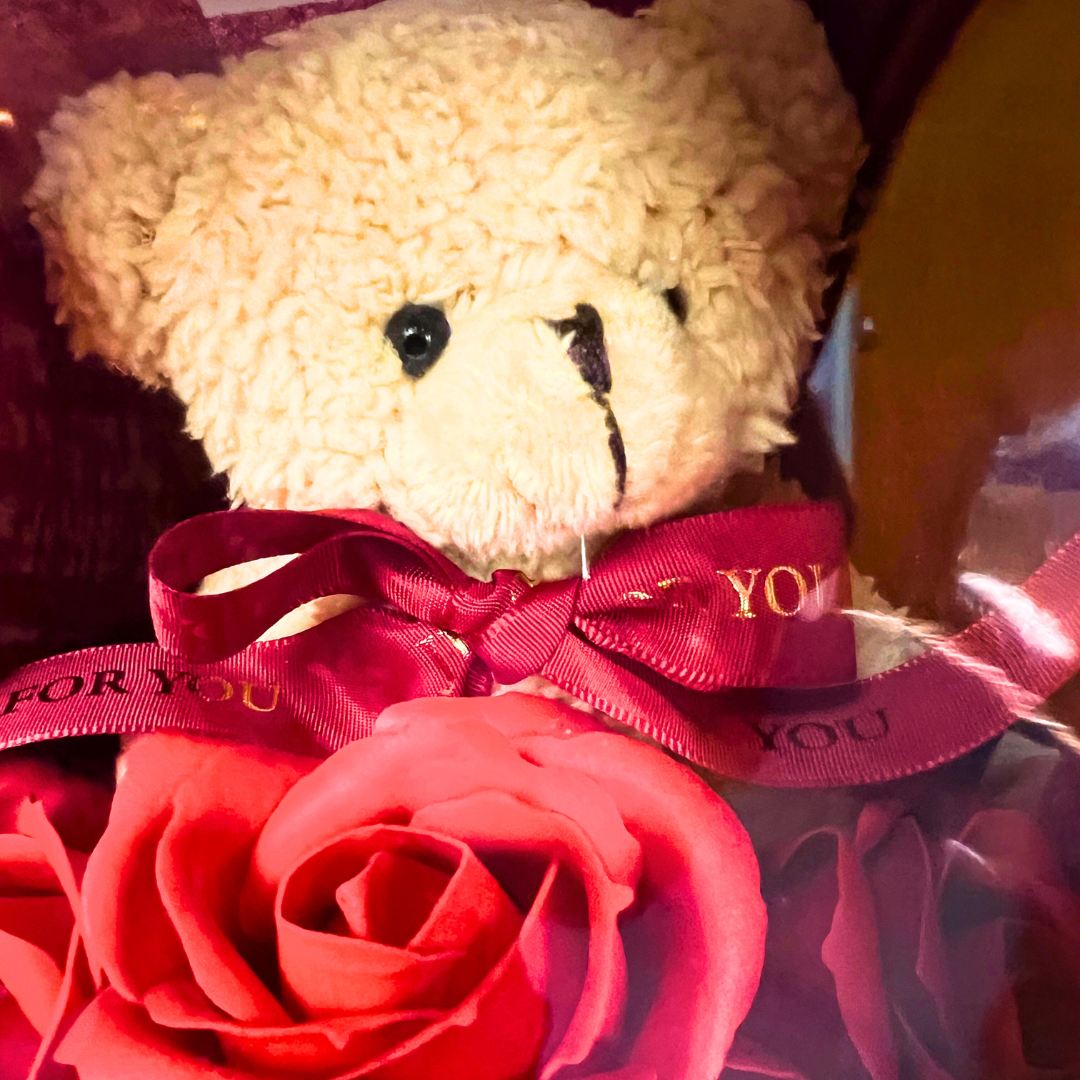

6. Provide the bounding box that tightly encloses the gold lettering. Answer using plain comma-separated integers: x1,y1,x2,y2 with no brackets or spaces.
241,682,281,713
765,566,808,616
443,631,471,659
197,676,233,703
657,575,713,612
719,569,761,618
418,632,471,658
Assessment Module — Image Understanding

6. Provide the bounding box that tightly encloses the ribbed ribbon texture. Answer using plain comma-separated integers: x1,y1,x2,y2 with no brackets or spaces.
2,501,1079,787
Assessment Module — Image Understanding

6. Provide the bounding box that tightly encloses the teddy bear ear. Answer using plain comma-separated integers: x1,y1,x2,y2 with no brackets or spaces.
642,0,864,241
26,69,216,385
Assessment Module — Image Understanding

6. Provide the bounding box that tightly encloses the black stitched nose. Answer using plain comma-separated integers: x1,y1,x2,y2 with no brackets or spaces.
548,303,626,504
549,304,611,396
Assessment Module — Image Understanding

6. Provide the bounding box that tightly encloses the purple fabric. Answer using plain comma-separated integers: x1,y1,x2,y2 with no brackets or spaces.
0,226,228,681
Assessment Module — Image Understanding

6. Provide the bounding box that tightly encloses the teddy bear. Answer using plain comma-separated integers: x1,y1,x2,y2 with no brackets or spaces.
26,0,929,713
27,0,862,564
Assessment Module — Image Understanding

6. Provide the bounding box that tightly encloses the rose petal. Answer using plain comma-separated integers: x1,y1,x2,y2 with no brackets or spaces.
26,927,97,1080
723,1030,812,1078
0,800,90,1039
945,921,1023,1076
411,788,634,1073
156,779,298,1025
143,977,437,1076
61,858,553,1080
574,1068,659,1080
83,735,317,1004
278,924,463,1020
518,730,766,1080
0,755,113,854
516,861,592,1071
867,817,955,1071
16,801,88,940
0,988,77,1080
244,700,641,940
375,693,607,741
891,1012,958,1080
0,835,67,894
821,826,897,1080
326,860,555,1080
0,899,71,1033
232,861,556,1078
1010,916,1080,1071
56,989,238,1080
335,851,451,945
942,809,1080,1074
958,809,1065,891
276,827,521,1018
409,841,521,960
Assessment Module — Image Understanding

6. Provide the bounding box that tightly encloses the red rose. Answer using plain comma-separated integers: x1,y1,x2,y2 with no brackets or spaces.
0,755,113,1080
723,785,1080,1080
57,694,765,1079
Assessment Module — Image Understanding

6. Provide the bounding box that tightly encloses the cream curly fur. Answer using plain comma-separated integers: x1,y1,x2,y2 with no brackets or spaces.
29,0,862,584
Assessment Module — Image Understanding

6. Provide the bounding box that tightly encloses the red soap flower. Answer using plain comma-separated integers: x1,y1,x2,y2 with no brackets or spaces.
57,694,765,1080
723,789,1080,1080
0,755,113,1080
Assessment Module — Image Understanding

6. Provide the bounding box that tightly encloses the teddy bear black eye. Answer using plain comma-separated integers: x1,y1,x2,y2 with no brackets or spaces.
663,287,688,324
385,304,451,378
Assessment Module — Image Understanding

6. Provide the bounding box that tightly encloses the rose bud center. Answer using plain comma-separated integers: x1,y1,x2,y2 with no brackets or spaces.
276,826,524,1020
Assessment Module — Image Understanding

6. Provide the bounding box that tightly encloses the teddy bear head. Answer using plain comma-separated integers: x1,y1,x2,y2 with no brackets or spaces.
28,0,862,580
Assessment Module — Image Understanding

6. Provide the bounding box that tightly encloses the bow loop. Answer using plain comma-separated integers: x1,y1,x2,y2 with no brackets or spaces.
147,504,855,694
148,508,467,663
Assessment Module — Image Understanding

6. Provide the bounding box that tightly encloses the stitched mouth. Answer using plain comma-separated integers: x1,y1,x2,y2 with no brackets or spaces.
549,304,627,506
603,408,627,503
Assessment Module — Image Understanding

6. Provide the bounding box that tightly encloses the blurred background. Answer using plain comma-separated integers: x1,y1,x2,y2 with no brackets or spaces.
846,0,1080,624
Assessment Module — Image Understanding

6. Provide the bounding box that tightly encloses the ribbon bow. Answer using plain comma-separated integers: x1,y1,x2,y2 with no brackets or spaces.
149,503,855,694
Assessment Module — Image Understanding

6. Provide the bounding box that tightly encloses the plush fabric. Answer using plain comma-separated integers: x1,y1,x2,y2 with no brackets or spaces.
27,0,862,581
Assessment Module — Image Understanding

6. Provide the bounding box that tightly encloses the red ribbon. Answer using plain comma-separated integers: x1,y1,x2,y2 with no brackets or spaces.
2,501,1079,788
149,503,855,689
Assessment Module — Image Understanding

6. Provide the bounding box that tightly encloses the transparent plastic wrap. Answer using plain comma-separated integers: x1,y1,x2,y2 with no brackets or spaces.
1,1,1079,1078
